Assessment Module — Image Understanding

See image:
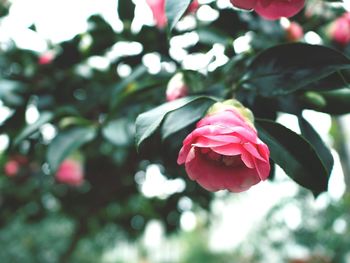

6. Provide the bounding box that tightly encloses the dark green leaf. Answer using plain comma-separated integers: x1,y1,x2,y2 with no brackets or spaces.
0,80,26,107
118,0,135,22
256,119,330,195
110,65,148,109
298,116,334,175
102,119,134,146
14,112,54,145
166,0,191,30
136,96,214,148
243,43,350,96
161,97,216,139
47,126,97,171
196,28,230,46
302,70,350,91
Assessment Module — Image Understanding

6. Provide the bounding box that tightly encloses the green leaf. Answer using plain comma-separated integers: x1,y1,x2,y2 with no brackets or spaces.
110,65,148,109
166,0,191,30
256,119,330,195
0,80,26,107
302,89,350,115
47,126,97,171
14,112,54,145
135,96,214,149
298,116,334,175
243,43,350,96
102,118,134,146
196,28,230,46
161,97,216,139
302,70,350,91
118,0,135,22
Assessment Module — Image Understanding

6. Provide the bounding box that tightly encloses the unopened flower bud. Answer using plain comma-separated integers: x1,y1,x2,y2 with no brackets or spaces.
166,73,189,101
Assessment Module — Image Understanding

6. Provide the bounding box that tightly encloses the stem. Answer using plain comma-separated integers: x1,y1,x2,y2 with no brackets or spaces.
59,219,86,263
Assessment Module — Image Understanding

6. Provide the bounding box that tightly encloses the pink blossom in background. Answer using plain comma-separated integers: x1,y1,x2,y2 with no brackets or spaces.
38,51,55,65
330,13,350,46
230,0,305,20
55,159,84,186
187,0,199,13
177,106,270,193
146,0,199,29
4,160,19,177
166,73,188,101
285,21,303,42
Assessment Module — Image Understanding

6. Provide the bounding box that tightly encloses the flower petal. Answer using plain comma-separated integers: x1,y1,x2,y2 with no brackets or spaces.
241,150,255,169
203,134,241,144
230,0,257,10
243,142,266,162
177,144,192,164
211,144,242,156
185,150,261,192
255,0,305,20
253,158,271,180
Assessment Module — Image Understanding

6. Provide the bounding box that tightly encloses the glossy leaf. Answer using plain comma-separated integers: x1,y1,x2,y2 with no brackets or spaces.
110,65,148,109
118,0,135,22
256,119,330,195
14,112,54,145
47,126,97,171
166,0,191,30
302,70,350,91
298,116,334,175
135,96,215,148
102,119,134,146
243,44,350,96
161,97,216,139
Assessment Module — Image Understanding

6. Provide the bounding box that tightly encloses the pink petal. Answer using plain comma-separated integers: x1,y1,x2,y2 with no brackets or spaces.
257,141,270,161
230,0,257,10
211,143,242,156
182,125,237,146
197,109,250,130
243,142,266,162
253,158,271,180
185,149,261,192
255,0,305,20
146,0,167,28
241,150,255,169
192,136,231,148
202,134,241,143
177,144,192,164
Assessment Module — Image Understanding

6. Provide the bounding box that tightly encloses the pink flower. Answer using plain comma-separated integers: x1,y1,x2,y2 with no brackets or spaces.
230,0,305,20
285,21,304,42
166,73,188,101
38,51,55,65
55,160,84,186
177,102,270,192
330,13,350,46
4,160,19,177
146,0,199,28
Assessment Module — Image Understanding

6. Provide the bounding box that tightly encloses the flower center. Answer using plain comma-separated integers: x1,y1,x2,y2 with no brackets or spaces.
200,148,243,167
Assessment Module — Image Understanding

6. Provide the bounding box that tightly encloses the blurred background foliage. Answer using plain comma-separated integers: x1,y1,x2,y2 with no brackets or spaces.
0,0,350,262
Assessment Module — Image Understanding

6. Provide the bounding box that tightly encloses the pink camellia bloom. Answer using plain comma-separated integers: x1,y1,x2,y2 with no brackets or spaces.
177,100,270,192
166,73,188,101
146,0,199,28
230,0,305,20
330,13,350,46
55,159,84,186
38,51,55,65
4,160,19,177
285,21,304,42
